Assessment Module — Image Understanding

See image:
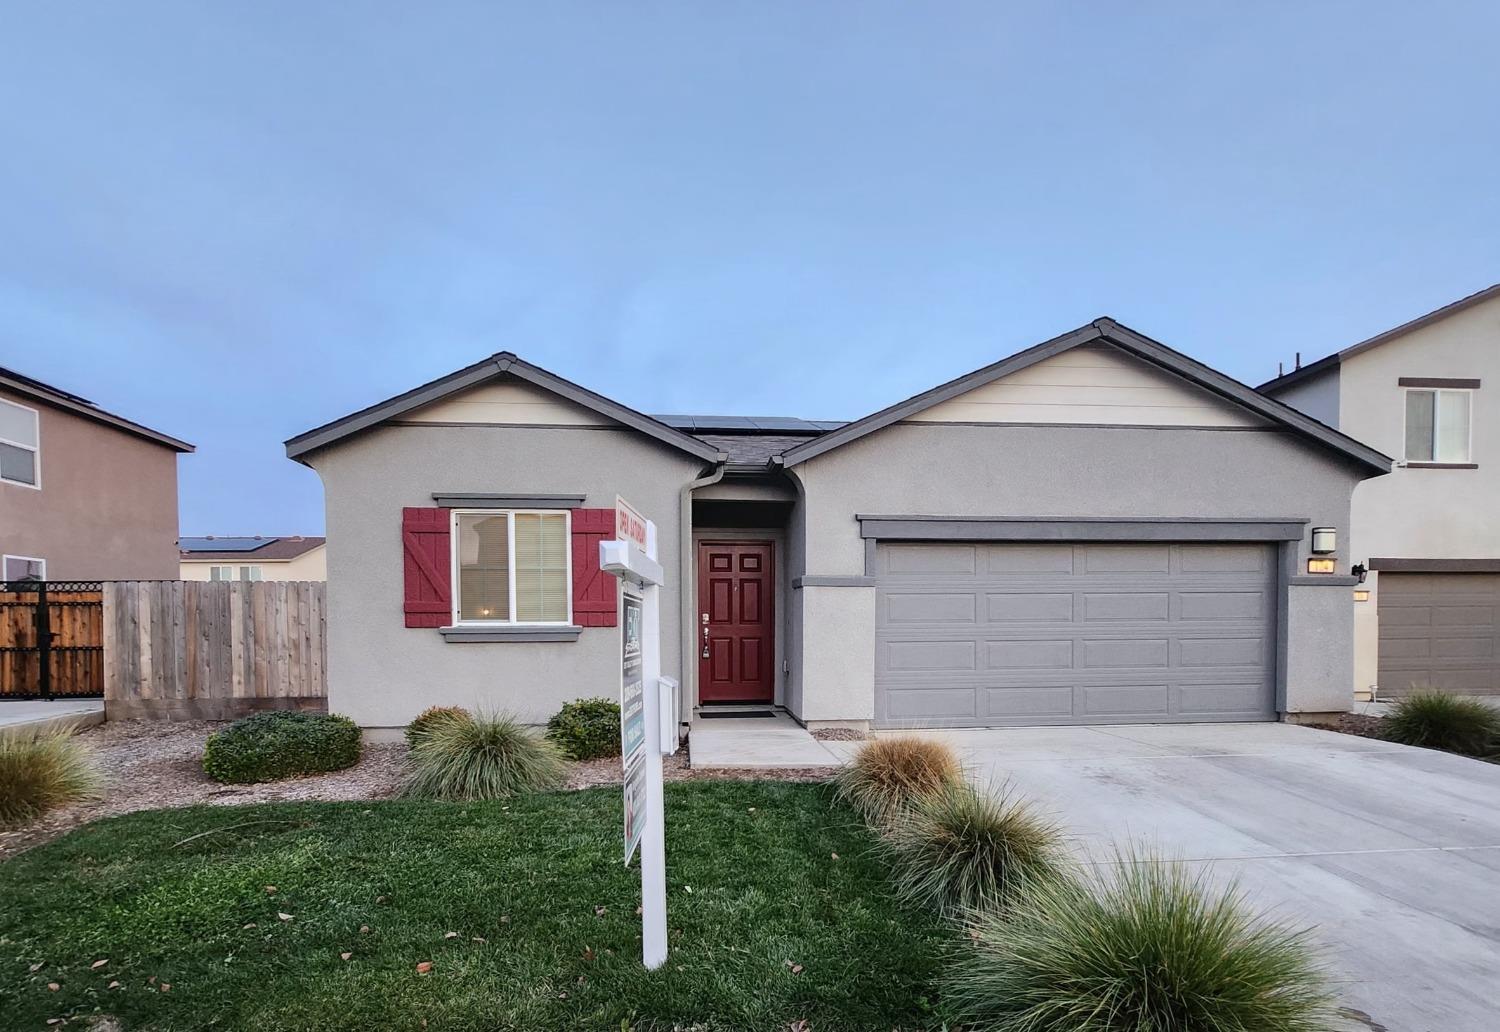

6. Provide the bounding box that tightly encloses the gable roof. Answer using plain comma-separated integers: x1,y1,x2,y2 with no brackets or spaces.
0,365,194,453
1257,282,1500,394
777,318,1391,475
180,536,326,561
284,352,724,464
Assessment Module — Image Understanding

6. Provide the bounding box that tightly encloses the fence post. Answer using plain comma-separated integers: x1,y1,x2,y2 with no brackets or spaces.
34,581,52,700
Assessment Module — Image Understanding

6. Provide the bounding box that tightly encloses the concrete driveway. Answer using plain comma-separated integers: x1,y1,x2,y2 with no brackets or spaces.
834,723,1500,1032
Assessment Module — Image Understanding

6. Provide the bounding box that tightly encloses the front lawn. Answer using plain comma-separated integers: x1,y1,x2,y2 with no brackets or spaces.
0,782,948,1031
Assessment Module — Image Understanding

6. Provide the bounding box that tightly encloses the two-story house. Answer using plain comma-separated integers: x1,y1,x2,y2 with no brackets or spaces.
1,366,193,580
1260,284,1500,701
179,536,327,581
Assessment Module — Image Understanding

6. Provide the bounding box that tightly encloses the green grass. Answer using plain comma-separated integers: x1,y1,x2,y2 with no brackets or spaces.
0,782,948,1031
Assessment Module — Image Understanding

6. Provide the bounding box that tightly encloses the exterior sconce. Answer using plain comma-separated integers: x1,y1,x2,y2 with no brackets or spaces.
1351,562,1368,584
1306,557,1337,575
1311,527,1337,554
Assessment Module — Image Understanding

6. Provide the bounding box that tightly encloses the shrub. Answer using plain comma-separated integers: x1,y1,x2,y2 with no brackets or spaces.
402,711,566,800
884,782,1063,917
202,711,362,784
833,735,963,827
1381,690,1500,757
943,853,1331,1032
546,698,621,760
0,728,104,826
405,705,472,747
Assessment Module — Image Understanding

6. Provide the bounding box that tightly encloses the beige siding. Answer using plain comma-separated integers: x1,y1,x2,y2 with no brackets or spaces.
908,344,1264,427
401,380,618,426
180,545,327,581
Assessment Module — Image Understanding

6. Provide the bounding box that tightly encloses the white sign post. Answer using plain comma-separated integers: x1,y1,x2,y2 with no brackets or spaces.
600,497,670,970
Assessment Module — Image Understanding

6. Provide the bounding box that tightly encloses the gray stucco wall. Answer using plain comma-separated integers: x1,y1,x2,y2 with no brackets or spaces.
1264,368,1340,428
307,423,703,729
790,423,1371,720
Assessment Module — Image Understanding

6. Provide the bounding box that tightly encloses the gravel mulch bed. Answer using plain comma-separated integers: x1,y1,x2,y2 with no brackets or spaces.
3,722,839,859
1303,713,1387,740
810,727,867,741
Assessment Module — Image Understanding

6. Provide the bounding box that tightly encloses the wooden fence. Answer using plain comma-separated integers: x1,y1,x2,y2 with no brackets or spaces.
104,581,327,719
0,582,104,698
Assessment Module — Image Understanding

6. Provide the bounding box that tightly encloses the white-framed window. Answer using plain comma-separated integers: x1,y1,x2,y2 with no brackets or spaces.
0,398,40,488
210,565,264,581
1404,388,1472,464
210,565,234,581
240,566,263,581
2,554,45,581
451,509,572,625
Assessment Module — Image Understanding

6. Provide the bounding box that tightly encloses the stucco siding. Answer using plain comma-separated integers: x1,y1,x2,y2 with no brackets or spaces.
308,423,702,728
1266,368,1340,428
180,546,328,581
794,422,1367,718
1337,294,1500,695
0,385,181,580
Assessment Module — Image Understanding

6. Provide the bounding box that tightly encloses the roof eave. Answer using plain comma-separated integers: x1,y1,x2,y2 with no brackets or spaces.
0,372,195,453
284,352,722,464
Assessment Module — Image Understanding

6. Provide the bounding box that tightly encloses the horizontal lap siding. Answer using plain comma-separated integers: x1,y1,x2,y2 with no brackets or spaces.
1377,573,1500,697
874,542,1277,728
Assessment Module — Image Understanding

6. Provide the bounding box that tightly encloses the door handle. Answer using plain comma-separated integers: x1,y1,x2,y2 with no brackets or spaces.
701,624,710,659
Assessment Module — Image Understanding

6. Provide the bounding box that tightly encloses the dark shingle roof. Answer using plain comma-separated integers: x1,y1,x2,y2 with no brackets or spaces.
692,434,818,465
180,536,326,561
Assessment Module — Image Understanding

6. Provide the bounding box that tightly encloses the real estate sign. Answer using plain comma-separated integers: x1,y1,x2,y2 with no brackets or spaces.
620,589,646,864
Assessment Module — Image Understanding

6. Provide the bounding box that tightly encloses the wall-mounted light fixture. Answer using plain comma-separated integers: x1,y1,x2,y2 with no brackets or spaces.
1311,527,1337,554
1351,562,1368,584
1353,589,1371,602
1306,557,1337,574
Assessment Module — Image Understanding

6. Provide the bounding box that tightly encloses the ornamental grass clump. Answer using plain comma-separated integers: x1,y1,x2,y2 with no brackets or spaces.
0,727,104,826
1381,690,1500,758
404,705,472,747
833,735,963,828
885,782,1063,917
402,710,567,800
943,852,1332,1032
202,711,362,784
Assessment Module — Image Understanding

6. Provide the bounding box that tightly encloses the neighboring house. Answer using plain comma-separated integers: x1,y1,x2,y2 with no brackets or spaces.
1260,284,1500,700
286,318,1390,735
1,366,192,581
179,536,328,581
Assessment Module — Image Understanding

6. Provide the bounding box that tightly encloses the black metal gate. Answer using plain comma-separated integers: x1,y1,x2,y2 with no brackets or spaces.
0,581,105,699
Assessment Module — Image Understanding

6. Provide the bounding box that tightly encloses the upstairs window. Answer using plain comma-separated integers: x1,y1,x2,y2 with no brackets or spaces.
0,398,39,487
1404,389,1471,464
454,510,571,624
2,555,45,581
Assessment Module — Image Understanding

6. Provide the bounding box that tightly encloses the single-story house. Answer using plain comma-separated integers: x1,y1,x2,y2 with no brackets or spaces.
286,318,1391,736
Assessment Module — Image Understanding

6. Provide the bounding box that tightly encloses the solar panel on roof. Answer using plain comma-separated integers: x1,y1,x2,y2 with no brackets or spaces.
179,537,272,553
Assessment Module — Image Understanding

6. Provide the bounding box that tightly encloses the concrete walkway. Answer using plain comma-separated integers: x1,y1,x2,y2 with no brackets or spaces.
0,699,104,735
687,713,842,768
826,723,1500,1032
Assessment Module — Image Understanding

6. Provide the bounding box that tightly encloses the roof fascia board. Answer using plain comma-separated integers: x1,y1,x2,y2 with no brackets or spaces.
1095,320,1391,475
1255,352,1340,394
779,323,1103,466
0,373,194,452
285,353,723,464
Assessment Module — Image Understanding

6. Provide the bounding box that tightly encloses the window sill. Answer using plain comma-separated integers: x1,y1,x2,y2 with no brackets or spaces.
439,625,583,643
1403,462,1478,469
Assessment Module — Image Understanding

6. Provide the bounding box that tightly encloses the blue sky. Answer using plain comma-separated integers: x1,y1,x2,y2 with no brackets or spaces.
3,3,1497,535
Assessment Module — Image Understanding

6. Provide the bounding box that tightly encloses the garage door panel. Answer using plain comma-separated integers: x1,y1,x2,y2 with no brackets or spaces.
1081,684,1171,717
875,541,1277,727
985,544,1074,574
884,543,976,575
986,639,1074,670
885,592,977,624
1378,573,1500,698
1082,545,1171,574
1083,592,1169,621
987,593,1073,622
983,686,1075,719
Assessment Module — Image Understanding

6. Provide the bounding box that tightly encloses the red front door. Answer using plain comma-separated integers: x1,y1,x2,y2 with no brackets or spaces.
697,541,775,703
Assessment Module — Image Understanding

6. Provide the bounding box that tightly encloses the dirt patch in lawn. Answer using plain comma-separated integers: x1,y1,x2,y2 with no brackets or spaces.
3,723,835,859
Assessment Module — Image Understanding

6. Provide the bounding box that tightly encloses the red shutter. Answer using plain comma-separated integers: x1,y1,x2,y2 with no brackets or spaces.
571,507,617,627
402,507,452,628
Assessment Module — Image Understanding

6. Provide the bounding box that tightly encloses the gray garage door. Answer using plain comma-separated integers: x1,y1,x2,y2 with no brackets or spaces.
874,541,1278,727
1377,573,1500,698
